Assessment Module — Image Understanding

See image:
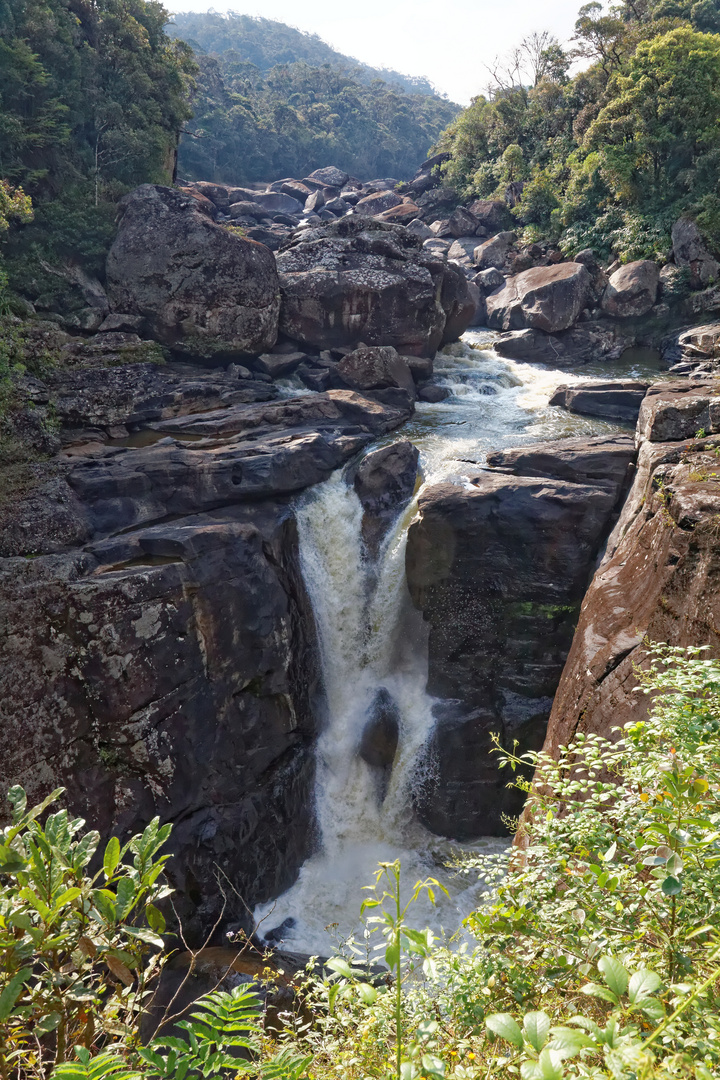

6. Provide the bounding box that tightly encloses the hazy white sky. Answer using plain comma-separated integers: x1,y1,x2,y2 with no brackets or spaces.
168,0,583,104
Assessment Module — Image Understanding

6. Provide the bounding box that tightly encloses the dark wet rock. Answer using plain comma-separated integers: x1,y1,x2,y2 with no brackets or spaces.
536,435,720,768
672,218,720,288
549,381,649,423
355,190,403,216
351,440,419,552
486,263,592,334
275,218,475,357
494,321,636,364
0,501,320,944
358,688,400,769
417,383,450,403
486,434,636,489
253,352,306,378
406,435,636,838
29,362,277,436
106,185,280,360
637,379,720,442
601,260,659,319
58,391,413,541
336,346,415,395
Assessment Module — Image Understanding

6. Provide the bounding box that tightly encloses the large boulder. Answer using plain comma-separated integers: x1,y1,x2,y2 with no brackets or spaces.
486,262,591,333
405,435,635,837
276,218,476,357
550,380,649,423
467,198,514,234
494,322,636,365
106,186,280,360
351,440,420,551
336,345,415,395
637,379,720,442
474,231,515,270
355,190,403,216
305,166,349,189
601,260,660,318
671,218,720,287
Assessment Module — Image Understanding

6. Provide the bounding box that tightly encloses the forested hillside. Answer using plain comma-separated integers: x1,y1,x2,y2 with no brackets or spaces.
0,0,194,300
167,14,459,184
169,12,440,96
436,0,720,262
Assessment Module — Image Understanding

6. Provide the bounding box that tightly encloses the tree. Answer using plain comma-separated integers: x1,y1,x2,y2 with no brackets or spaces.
584,26,720,205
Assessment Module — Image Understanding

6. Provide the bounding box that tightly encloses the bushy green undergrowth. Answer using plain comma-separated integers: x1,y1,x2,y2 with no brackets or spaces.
2,644,719,1079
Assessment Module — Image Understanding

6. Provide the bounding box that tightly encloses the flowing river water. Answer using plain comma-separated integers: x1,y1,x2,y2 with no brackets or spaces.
254,333,668,955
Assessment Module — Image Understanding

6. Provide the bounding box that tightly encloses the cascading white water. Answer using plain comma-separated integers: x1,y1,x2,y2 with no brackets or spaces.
255,335,672,953
254,472,478,953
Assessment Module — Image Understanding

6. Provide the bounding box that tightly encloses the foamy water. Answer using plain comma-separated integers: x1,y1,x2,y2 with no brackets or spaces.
253,335,666,954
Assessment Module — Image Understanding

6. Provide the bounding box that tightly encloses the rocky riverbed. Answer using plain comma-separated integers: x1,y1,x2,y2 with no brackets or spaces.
2,161,720,945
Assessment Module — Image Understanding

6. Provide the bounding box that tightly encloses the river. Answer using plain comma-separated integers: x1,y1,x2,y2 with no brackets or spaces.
254,334,667,955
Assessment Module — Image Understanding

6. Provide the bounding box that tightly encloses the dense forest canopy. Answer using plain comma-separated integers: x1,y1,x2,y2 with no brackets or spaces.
436,0,720,261
168,12,441,97
0,0,194,294
167,13,460,184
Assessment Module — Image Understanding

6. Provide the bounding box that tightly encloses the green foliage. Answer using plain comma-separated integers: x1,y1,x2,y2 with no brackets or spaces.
437,0,720,262
0,0,194,296
169,12,440,97
168,14,459,184
0,786,171,1077
263,644,720,1080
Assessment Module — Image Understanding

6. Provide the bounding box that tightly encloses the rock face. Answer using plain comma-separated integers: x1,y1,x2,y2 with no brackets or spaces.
538,431,720,761
276,218,475,357
336,346,415,395
352,441,420,552
637,380,720,442
405,435,635,837
671,218,720,287
486,263,592,334
0,374,413,939
106,186,280,360
0,503,319,942
601,260,659,318
550,381,649,423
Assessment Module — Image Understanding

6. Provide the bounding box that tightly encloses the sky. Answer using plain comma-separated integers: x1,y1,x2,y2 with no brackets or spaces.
168,0,584,105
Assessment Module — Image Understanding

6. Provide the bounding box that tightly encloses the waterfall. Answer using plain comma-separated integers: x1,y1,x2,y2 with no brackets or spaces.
254,468,469,953
253,336,652,953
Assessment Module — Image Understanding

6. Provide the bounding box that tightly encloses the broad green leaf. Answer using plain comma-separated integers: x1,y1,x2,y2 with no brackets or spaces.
326,957,355,980
104,836,121,878
145,903,166,934
486,1012,524,1049
400,1062,417,1080
0,843,26,873
357,982,377,1005
598,955,629,998
662,875,683,896
548,1028,596,1058
35,1010,62,1034
0,966,31,1021
385,941,400,970
538,1047,564,1080
580,982,618,1004
628,969,662,1003
115,876,135,921
523,1011,551,1052
421,1054,446,1077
